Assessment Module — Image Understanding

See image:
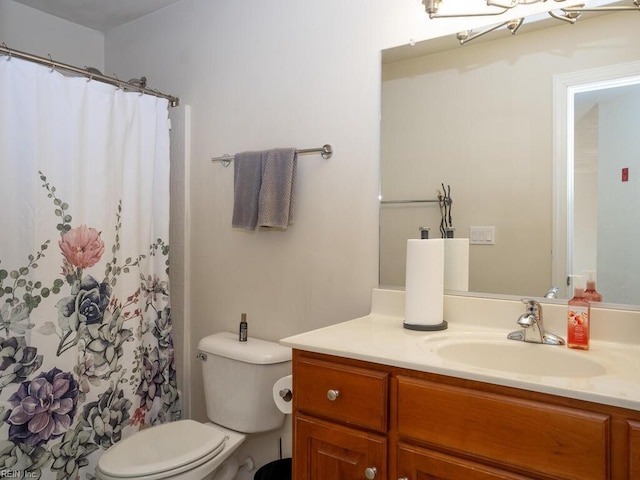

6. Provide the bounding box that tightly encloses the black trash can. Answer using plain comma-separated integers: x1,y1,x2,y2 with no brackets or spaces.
253,458,292,480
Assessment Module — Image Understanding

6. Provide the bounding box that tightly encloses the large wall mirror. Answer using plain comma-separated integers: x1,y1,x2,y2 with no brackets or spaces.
380,11,640,309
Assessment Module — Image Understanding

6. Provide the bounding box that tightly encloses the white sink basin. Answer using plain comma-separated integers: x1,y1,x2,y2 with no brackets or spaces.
418,332,606,377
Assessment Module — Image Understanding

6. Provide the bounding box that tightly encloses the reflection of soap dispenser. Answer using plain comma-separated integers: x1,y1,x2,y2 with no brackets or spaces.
567,274,582,300
584,270,603,302
567,279,590,350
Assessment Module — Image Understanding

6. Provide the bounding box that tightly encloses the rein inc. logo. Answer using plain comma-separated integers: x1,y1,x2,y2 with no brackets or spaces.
0,472,37,478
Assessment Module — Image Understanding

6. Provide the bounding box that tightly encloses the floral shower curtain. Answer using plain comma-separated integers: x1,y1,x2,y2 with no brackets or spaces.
0,57,180,479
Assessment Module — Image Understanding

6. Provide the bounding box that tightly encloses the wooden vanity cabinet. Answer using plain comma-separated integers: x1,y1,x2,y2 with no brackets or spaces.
292,350,640,480
293,353,389,480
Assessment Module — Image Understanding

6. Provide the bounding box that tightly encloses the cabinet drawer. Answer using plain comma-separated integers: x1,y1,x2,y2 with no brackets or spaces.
294,356,389,432
397,376,610,480
397,443,534,480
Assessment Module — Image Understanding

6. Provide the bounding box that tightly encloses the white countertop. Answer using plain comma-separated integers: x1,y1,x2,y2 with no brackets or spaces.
280,313,640,411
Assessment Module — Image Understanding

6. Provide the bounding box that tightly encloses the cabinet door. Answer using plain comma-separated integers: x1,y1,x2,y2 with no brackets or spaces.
295,413,386,480
629,420,640,479
397,444,534,480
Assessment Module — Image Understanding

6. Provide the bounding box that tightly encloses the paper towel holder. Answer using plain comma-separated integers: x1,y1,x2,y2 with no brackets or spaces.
403,320,448,331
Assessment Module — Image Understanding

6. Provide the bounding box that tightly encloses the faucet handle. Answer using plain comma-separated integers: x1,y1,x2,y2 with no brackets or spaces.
520,298,542,321
511,298,563,345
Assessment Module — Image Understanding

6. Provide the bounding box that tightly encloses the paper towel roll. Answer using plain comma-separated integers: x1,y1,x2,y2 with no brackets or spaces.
404,239,446,330
444,238,469,292
273,375,293,414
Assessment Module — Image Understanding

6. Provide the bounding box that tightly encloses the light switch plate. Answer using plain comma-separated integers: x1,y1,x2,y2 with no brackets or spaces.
470,226,495,245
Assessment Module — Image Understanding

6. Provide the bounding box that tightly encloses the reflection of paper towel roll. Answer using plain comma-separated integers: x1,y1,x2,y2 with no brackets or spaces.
404,239,447,331
273,375,293,414
444,238,469,292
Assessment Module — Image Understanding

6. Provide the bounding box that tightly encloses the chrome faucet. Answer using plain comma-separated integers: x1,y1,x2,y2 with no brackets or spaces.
507,299,565,345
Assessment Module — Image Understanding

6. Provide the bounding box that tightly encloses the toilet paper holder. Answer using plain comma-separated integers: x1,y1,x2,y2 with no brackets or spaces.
278,388,293,402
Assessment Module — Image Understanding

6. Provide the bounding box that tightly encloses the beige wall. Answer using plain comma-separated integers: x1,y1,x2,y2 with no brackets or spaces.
0,0,104,69
102,0,498,422
380,13,640,297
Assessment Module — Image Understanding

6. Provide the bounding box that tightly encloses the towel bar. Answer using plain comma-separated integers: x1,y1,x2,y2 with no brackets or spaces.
380,199,439,204
211,144,333,166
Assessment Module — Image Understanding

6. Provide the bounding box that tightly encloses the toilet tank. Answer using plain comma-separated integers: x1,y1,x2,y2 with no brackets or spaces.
197,332,292,433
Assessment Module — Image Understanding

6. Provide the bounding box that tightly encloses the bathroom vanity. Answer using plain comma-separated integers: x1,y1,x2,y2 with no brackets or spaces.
281,289,640,480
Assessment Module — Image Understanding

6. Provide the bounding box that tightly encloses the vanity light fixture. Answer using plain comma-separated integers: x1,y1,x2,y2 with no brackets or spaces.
424,0,639,19
422,0,640,45
457,17,524,44
423,0,568,19
549,0,640,23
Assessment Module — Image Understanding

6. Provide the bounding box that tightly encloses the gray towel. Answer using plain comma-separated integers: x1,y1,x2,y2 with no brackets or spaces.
232,151,263,230
258,148,297,229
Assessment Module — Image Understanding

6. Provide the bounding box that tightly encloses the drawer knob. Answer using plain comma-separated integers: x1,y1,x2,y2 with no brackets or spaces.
364,467,377,479
326,389,340,401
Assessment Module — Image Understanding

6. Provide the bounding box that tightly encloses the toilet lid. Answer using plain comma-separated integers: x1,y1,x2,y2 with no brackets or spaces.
98,420,227,478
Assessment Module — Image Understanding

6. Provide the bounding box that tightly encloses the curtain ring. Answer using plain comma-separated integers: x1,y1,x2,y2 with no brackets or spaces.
112,73,125,91
2,43,10,61
47,54,54,72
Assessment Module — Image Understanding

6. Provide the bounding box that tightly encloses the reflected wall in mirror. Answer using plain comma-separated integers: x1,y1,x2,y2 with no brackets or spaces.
554,65,640,305
380,12,640,308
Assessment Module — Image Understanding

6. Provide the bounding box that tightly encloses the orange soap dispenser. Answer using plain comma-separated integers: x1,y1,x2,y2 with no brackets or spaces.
584,270,603,302
567,280,590,350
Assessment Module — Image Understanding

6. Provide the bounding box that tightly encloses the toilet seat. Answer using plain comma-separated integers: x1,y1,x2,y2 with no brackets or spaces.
97,420,227,479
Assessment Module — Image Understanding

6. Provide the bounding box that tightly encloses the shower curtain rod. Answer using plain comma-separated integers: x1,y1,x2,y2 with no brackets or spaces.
211,144,333,165
0,43,179,107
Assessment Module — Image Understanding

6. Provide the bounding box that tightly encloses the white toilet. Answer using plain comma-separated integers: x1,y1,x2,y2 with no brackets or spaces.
96,332,292,480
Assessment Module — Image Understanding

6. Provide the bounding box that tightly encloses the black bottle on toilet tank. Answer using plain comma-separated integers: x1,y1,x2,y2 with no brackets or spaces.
239,313,248,342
